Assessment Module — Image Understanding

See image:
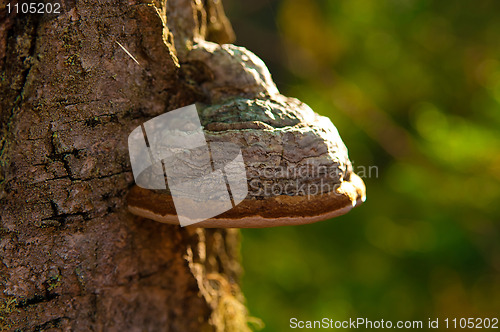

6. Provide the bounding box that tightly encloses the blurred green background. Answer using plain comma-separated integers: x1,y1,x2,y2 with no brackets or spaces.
224,0,500,330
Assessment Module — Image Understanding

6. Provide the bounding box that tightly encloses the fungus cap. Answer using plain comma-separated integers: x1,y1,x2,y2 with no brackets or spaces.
127,97,366,228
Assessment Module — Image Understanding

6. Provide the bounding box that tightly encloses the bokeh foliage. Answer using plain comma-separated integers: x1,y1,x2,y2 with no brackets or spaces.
225,0,500,330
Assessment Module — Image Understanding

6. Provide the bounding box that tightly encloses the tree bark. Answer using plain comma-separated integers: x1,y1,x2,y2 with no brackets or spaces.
0,0,250,331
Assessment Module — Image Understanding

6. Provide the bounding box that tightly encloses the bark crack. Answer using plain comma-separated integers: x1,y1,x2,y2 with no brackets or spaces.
16,293,59,309
0,14,40,188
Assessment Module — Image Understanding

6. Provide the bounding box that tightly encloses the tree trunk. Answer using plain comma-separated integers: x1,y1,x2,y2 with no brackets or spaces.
0,0,250,331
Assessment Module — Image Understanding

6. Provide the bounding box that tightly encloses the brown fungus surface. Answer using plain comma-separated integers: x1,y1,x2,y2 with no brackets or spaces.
127,38,365,228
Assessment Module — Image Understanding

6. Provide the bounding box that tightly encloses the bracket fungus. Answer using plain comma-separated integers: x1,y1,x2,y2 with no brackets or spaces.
127,41,365,228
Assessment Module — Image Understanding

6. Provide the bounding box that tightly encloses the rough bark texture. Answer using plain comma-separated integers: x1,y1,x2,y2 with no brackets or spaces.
0,0,251,331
